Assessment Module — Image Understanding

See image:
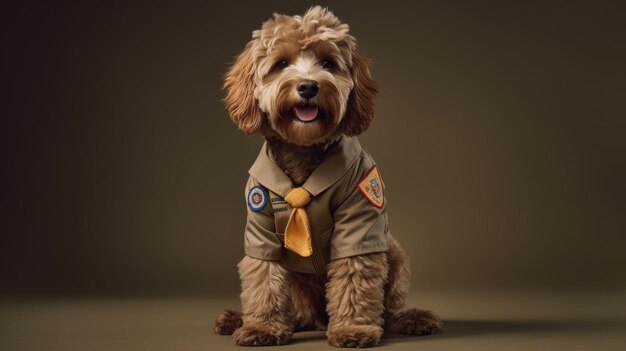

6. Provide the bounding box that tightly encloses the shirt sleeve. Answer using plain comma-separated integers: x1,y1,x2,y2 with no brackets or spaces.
330,162,389,260
243,176,282,261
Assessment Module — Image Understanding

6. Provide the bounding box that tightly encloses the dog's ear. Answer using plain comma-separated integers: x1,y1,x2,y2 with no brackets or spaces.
342,50,379,136
223,41,263,135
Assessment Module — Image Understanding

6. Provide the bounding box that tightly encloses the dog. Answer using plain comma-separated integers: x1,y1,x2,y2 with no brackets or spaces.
214,6,442,348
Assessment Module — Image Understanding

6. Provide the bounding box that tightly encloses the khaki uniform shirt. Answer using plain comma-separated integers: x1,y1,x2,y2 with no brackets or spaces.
243,136,390,275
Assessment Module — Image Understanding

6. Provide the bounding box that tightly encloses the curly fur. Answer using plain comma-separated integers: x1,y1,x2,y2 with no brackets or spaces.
265,137,331,186
223,6,377,147
214,309,242,335
325,253,387,347
289,272,328,331
233,256,294,346
216,237,442,346
216,6,441,347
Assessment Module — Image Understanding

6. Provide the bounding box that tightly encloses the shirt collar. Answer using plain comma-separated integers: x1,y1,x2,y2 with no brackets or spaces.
248,135,362,197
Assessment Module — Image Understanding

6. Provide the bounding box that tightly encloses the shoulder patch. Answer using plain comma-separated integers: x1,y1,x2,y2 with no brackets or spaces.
247,185,268,212
357,165,385,208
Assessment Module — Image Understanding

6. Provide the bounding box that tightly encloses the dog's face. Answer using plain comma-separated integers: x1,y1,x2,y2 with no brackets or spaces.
224,7,378,146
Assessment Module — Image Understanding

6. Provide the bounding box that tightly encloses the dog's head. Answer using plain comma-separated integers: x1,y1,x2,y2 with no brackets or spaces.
223,6,378,146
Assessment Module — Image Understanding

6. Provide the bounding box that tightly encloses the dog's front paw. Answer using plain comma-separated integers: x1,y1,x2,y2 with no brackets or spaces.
327,325,383,348
385,308,442,335
214,309,243,335
233,324,292,346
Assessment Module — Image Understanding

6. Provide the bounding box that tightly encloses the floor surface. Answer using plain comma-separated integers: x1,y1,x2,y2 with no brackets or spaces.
1,291,625,350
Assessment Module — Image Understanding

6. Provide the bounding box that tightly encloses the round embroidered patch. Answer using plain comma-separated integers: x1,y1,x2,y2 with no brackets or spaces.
247,186,267,212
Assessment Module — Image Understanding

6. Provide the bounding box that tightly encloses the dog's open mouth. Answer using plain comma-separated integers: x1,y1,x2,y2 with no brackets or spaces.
293,104,319,122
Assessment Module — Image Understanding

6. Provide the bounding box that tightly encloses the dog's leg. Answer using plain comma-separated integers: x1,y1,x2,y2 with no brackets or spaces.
290,273,328,331
326,253,387,348
383,237,442,335
214,309,243,335
232,256,294,346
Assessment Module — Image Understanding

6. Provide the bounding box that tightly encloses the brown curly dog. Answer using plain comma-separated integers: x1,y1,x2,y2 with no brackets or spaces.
214,6,441,348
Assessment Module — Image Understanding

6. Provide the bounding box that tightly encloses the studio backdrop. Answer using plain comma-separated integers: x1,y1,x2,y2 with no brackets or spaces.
2,0,625,297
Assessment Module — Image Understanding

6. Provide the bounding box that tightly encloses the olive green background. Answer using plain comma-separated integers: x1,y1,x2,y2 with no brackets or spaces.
2,0,625,297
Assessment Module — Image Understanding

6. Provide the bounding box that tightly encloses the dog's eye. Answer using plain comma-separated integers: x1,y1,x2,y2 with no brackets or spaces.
275,60,289,70
321,59,335,70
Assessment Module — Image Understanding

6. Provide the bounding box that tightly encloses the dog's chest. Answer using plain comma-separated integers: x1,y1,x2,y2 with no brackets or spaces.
267,189,335,275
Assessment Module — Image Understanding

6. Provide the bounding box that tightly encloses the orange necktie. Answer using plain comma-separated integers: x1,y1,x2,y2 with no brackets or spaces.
284,187,313,257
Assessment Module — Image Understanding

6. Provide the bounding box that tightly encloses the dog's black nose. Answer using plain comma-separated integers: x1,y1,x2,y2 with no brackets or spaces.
297,80,319,99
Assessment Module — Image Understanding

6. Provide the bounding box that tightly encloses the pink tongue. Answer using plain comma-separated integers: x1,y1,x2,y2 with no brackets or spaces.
294,106,319,122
